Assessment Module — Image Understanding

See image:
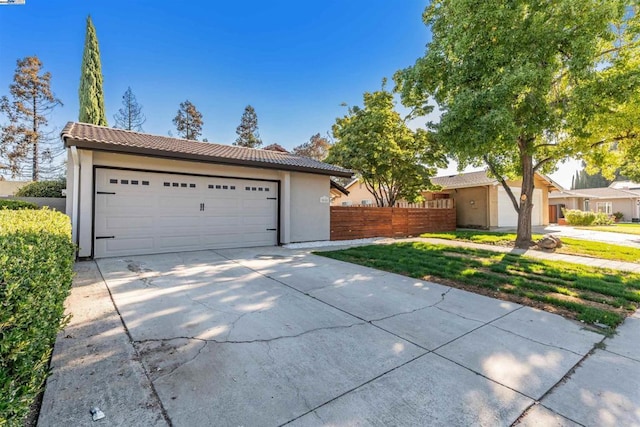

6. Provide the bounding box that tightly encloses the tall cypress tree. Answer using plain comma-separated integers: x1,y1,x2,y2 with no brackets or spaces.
78,15,107,126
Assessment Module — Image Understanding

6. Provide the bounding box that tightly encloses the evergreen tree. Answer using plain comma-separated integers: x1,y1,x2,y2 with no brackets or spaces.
0,56,62,180
234,105,262,148
173,100,203,140
113,87,146,131
79,15,107,126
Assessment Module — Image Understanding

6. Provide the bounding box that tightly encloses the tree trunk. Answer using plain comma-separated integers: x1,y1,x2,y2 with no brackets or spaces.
32,98,38,181
515,153,535,248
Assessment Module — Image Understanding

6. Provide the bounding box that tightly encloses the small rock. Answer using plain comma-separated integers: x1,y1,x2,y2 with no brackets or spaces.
537,234,562,250
90,407,105,421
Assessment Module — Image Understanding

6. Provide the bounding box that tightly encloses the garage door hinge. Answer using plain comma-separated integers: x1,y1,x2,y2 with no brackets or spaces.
95,236,115,239
97,191,116,195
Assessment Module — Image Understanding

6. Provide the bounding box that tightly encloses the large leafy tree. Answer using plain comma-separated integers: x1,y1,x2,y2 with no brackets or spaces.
395,0,639,248
79,15,107,126
234,105,262,148
173,100,203,140
113,87,146,131
0,56,62,180
292,133,331,160
326,87,446,207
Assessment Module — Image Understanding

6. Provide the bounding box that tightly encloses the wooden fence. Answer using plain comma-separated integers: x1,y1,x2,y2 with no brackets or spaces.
330,206,456,241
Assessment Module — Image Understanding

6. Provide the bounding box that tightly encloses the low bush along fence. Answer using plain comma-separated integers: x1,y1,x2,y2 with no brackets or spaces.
0,199,39,210
563,209,614,226
0,208,75,424
331,205,456,240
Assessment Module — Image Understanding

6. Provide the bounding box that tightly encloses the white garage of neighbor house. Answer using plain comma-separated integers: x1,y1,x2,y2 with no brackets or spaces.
63,122,352,258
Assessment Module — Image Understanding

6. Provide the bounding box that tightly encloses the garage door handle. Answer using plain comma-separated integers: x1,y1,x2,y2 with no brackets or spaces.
200,203,205,211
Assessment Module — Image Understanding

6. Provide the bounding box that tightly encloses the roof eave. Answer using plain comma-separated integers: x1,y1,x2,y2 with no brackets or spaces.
63,137,353,178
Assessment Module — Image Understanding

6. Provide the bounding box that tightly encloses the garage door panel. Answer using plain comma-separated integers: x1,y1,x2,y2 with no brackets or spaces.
105,216,154,230
498,187,543,227
97,237,155,256
104,194,154,209
157,235,202,249
201,216,242,227
95,169,278,257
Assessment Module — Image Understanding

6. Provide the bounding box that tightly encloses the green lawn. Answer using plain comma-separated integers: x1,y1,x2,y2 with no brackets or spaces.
317,242,640,328
576,223,640,236
421,230,640,264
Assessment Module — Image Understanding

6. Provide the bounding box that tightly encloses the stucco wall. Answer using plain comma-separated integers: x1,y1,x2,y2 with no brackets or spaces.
290,173,330,242
455,187,489,228
604,199,638,221
71,150,331,256
0,180,32,196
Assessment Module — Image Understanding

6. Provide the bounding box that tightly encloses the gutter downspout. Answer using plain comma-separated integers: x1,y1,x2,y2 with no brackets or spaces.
70,146,80,248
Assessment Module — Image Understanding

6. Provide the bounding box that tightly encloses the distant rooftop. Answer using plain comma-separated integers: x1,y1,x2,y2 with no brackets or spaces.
550,187,640,200
430,170,562,191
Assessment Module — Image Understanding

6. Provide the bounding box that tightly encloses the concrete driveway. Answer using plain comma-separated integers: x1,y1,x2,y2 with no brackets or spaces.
40,247,619,426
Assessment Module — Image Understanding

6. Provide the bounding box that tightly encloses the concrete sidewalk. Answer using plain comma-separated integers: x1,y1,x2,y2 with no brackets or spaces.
362,236,640,273
37,247,639,426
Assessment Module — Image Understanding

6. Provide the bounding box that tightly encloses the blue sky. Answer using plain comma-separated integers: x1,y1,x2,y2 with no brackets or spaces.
0,0,578,186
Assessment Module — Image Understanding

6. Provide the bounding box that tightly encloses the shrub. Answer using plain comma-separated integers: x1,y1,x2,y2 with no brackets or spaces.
0,199,38,210
593,212,615,226
613,211,624,221
563,209,596,226
0,209,75,424
14,180,66,198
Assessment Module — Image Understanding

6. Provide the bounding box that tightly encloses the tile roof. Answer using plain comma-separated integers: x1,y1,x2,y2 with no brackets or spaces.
61,122,352,177
430,170,496,189
430,169,563,191
550,187,640,200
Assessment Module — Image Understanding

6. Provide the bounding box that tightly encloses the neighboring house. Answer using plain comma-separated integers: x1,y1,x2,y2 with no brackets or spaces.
608,180,640,190
0,179,32,196
550,187,640,222
330,179,378,206
427,170,562,228
329,180,350,202
62,122,351,258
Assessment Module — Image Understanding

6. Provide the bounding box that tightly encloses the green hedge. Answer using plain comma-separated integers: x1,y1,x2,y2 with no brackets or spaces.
563,209,614,226
0,200,39,210
0,209,75,424
563,209,596,226
14,180,66,198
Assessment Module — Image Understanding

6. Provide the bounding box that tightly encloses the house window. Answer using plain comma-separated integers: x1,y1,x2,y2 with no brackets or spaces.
596,202,612,215
584,199,590,211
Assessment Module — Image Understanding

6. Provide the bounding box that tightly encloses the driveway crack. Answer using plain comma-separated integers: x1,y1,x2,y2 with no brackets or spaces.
489,324,587,356
369,288,454,323
135,322,367,346
152,340,208,383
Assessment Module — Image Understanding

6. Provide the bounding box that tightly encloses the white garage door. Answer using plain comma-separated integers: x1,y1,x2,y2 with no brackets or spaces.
497,187,543,227
94,168,278,258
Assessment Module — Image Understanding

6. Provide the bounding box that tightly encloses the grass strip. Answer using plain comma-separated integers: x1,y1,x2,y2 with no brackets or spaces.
316,242,640,328
421,230,640,263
